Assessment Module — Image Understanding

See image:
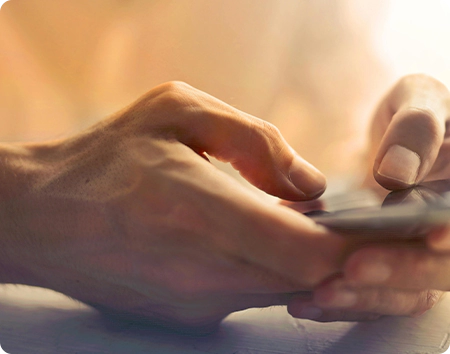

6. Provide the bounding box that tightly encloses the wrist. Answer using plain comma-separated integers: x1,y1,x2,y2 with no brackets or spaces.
0,143,49,285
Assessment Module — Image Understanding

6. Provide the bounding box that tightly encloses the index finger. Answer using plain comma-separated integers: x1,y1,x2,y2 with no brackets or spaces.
124,81,327,200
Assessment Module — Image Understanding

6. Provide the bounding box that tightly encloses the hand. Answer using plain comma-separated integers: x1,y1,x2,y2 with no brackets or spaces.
288,74,450,322
364,74,450,190
0,81,348,333
287,275,445,322
283,201,445,322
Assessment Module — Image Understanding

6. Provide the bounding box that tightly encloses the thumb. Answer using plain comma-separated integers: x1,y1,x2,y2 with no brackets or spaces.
144,82,326,200
372,75,450,189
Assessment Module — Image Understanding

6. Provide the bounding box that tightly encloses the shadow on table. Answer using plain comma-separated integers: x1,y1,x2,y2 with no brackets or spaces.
1,293,449,354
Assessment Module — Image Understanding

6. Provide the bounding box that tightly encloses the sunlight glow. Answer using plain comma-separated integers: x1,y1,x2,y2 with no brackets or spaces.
378,0,450,86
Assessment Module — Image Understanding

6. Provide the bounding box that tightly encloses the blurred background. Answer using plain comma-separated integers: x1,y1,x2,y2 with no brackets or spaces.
1,0,450,185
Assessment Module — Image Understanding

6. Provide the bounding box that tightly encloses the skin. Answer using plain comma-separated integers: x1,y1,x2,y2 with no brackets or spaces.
1,76,448,331
289,74,450,322
0,81,354,333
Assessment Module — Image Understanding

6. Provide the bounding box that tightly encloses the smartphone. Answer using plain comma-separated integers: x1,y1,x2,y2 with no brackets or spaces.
307,180,450,238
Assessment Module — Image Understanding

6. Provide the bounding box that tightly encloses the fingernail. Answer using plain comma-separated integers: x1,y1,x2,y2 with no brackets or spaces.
377,145,421,185
321,289,358,308
297,306,323,320
356,260,392,284
289,156,327,198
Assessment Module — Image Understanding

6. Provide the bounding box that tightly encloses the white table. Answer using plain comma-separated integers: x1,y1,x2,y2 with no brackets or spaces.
1,284,449,354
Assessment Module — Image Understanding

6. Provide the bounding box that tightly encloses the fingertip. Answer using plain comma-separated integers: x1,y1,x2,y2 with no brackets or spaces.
373,105,445,190
287,300,324,320
374,145,421,189
289,155,327,200
427,225,450,251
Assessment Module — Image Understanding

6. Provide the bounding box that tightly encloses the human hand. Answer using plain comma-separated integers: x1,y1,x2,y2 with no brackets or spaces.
287,74,450,322
364,74,450,190
287,274,445,322
299,225,449,322
0,82,350,333
283,196,445,322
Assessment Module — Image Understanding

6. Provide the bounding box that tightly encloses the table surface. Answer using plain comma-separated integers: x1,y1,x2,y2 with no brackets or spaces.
1,284,450,354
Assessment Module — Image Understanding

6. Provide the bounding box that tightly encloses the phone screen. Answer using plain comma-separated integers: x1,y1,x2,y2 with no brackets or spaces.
307,180,450,238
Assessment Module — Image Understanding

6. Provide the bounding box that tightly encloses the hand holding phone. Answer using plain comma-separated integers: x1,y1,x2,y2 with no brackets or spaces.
308,180,450,238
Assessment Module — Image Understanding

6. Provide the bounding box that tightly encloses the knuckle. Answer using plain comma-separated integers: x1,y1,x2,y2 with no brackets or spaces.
125,81,196,125
411,290,441,316
156,81,192,106
394,106,444,139
160,80,191,93
258,120,284,145
158,82,213,121
425,290,442,310
141,81,191,104
396,74,449,94
259,119,282,137
251,119,289,160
